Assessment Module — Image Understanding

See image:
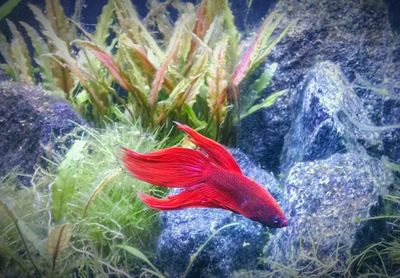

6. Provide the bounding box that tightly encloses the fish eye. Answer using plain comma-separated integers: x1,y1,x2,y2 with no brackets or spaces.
272,216,280,225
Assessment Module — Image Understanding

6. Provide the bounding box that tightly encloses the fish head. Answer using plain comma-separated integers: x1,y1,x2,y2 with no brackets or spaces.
250,202,288,228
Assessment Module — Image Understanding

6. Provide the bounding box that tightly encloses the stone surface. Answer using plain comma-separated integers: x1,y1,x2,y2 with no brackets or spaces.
156,149,281,277
281,61,382,172
0,81,85,184
237,91,291,174
0,68,10,81
381,98,400,164
238,0,400,170
266,152,394,274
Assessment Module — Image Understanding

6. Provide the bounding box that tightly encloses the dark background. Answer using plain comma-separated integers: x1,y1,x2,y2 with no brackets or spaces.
0,0,278,36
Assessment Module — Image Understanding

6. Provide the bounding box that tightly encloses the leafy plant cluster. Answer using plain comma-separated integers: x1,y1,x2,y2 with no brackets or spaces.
0,0,289,141
0,122,165,277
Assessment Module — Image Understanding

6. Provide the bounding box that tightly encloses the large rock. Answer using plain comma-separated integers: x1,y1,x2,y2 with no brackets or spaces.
381,99,400,164
238,91,291,173
281,61,381,172
155,149,282,277
266,152,394,275
0,81,85,184
238,0,400,170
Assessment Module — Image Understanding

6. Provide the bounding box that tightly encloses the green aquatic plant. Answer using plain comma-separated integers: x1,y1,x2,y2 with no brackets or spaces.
346,158,400,275
117,244,166,278
0,0,80,93
346,200,400,276
0,122,166,277
0,0,290,141
0,0,22,21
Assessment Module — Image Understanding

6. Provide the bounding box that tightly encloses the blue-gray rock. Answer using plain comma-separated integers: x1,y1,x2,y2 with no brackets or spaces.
237,91,292,174
381,98,400,164
0,68,10,82
156,149,282,277
386,0,400,32
266,152,394,275
0,81,85,184
281,61,382,172
268,0,399,90
238,0,400,171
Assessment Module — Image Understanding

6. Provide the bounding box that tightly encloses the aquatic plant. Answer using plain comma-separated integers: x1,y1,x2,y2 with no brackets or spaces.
0,0,290,141
346,162,400,276
343,201,399,276
0,0,22,21
0,122,165,277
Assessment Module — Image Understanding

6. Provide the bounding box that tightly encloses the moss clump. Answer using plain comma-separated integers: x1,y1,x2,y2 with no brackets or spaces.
0,122,165,277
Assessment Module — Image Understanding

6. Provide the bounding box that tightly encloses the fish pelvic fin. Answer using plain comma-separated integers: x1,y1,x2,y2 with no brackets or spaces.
122,147,210,188
175,122,242,174
138,183,242,213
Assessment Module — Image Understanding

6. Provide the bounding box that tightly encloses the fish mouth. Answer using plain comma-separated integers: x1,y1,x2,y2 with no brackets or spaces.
280,219,288,227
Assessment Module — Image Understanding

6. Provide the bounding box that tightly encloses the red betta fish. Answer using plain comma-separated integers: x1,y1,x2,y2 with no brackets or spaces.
122,123,288,228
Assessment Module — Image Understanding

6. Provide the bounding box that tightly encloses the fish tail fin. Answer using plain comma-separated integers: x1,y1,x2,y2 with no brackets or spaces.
122,147,210,188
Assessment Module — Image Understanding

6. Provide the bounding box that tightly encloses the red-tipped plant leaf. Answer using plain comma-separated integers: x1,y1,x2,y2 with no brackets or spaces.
80,41,129,90
231,12,287,87
149,17,187,108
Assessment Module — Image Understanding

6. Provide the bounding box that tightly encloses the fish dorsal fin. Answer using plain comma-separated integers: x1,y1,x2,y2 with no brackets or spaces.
176,123,242,174
139,183,242,214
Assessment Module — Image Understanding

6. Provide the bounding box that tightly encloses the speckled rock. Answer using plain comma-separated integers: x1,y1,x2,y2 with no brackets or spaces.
238,0,400,170
381,99,400,164
156,149,281,277
281,61,382,172
0,81,85,184
237,90,291,174
266,152,394,275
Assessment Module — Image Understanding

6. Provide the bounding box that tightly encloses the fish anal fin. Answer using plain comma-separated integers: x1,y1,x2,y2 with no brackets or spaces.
138,184,241,214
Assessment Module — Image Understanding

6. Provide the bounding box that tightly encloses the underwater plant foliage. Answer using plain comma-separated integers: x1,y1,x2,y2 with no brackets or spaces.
0,122,166,277
0,0,22,21
0,0,290,142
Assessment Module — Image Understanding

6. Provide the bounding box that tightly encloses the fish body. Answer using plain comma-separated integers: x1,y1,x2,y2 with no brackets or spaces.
207,167,286,227
122,123,287,228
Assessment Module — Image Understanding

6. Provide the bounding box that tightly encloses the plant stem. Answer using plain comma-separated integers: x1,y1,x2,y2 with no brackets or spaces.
183,223,239,277
14,221,41,277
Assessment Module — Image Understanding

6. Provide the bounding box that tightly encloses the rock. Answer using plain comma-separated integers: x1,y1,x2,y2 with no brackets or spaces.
0,81,85,184
386,0,400,32
381,99,400,164
267,0,400,97
0,68,10,81
266,152,394,275
281,61,382,172
237,91,292,174
238,0,400,170
155,149,281,277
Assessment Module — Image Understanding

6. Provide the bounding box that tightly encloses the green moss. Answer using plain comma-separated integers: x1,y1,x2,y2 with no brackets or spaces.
0,122,165,277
